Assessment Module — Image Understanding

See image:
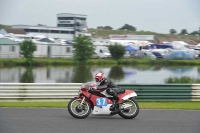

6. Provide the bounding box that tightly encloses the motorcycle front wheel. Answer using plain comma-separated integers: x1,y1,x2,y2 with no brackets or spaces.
68,97,91,119
118,98,139,119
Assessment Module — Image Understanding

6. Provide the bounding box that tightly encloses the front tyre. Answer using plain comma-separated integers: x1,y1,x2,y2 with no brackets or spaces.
68,97,91,119
118,98,139,119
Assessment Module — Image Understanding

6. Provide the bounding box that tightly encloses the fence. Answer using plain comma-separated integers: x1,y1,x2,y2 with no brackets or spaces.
0,83,199,101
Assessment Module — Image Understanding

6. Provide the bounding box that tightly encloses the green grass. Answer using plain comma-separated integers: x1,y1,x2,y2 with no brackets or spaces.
0,24,11,29
0,101,69,108
1,58,200,67
88,28,166,36
139,101,200,110
88,28,200,40
0,101,200,110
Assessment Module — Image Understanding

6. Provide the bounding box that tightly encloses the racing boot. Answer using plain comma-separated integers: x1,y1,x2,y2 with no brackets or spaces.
110,98,119,111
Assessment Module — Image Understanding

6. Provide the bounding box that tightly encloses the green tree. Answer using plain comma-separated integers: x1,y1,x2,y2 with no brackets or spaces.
119,24,136,31
190,31,199,35
97,26,113,30
104,26,113,30
180,29,188,35
73,34,95,62
108,43,126,59
20,40,36,65
97,26,104,29
170,29,177,34
37,24,46,26
0,24,11,29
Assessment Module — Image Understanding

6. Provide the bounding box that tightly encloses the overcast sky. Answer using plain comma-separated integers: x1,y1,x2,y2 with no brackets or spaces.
0,0,199,34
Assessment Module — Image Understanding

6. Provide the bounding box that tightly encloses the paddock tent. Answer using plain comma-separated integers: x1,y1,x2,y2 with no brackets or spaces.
125,45,137,51
165,50,194,60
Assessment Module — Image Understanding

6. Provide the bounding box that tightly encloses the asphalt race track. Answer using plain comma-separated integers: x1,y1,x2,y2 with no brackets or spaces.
0,108,200,133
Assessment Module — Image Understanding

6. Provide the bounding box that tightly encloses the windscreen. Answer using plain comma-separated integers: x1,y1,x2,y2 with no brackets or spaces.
83,82,96,88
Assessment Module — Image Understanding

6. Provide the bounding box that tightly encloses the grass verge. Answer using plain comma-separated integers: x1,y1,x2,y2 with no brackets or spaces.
1,58,200,67
0,101,200,110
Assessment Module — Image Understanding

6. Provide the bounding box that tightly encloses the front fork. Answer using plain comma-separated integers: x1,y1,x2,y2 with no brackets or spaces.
80,96,85,105
76,95,93,109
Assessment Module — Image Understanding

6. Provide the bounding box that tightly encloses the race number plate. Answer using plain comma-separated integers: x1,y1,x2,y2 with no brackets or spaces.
96,98,107,106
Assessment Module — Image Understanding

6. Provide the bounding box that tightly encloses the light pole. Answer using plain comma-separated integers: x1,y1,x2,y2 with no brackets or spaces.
46,26,49,38
74,18,76,39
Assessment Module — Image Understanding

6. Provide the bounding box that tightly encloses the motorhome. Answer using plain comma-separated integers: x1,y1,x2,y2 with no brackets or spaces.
94,46,111,58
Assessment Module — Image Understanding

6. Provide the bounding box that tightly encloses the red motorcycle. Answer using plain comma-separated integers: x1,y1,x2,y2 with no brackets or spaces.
68,82,139,119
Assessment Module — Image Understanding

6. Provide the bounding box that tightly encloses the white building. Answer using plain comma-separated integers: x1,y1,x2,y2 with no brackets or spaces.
33,44,49,58
12,25,75,40
49,44,73,58
57,13,87,32
109,35,159,45
33,43,73,58
92,38,111,45
0,38,20,58
11,13,89,40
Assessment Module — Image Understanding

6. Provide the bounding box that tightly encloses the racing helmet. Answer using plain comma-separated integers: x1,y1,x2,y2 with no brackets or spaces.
95,72,106,85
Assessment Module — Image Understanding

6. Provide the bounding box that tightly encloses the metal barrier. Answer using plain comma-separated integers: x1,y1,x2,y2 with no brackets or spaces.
0,83,199,101
118,84,200,101
0,83,82,100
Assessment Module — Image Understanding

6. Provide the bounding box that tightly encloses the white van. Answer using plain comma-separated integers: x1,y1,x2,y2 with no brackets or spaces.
94,46,111,58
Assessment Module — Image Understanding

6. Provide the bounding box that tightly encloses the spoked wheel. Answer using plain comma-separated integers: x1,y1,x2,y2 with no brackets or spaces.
68,97,91,119
118,98,139,119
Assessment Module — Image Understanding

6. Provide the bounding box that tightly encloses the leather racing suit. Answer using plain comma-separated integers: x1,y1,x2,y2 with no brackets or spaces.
96,78,121,102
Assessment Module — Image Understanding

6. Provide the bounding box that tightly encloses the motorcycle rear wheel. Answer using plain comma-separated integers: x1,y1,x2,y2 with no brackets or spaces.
118,98,139,119
68,97,91,119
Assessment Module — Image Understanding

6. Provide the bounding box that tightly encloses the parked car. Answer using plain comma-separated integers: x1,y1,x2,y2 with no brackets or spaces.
144,51,156,59
123,52,131,58
94,46,111,58
152,52,164,59
132,51,146,58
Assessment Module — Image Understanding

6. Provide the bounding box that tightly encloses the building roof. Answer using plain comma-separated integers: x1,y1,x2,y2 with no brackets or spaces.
12,25,74,30
0,38,19,45
57,13,87,16
4,28,27,34
39,38,54,43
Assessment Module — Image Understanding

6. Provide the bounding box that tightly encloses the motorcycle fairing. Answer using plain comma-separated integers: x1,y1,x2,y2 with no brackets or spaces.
89,94,113,106
92,104,113,115
118,90,137,103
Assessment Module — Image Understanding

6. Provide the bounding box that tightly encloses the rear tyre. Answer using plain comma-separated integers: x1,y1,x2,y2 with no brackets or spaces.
118,98,139,119
68,97,91,119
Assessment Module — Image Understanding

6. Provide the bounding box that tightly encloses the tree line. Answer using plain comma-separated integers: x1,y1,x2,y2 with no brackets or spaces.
97,24,136,31
170,29,200,35
96,24,199,35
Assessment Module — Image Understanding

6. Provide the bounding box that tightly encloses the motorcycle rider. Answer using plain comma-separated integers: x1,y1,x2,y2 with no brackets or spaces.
95,72,122,110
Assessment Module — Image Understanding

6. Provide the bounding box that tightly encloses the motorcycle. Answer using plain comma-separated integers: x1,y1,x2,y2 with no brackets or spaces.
68,82,139,119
